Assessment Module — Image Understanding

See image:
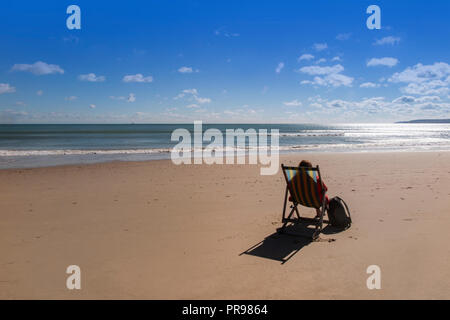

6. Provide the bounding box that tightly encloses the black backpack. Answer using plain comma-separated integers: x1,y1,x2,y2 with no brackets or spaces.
327,196,352,229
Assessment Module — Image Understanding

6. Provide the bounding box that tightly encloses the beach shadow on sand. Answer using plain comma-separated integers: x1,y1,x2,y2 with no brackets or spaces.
240,223,343,264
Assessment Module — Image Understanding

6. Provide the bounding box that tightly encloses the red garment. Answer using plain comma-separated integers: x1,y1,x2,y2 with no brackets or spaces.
317,178,329,204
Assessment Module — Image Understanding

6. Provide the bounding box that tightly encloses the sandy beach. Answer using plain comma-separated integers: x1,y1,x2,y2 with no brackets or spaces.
1,151,450,299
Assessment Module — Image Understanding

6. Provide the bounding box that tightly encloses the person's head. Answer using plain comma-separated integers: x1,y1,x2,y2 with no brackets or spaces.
299,160,312,168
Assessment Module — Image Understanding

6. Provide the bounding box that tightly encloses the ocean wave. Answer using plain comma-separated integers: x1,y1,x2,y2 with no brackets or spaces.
0,149,173,156
2,138,450,157
279,132,345,137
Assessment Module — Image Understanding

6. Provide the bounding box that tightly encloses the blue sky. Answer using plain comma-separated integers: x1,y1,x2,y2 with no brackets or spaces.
0,0,449,123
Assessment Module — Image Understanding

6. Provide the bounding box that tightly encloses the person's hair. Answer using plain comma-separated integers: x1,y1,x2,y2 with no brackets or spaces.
299,160,313,168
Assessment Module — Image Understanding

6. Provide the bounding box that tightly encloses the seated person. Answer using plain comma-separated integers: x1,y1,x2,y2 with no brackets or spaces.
289,160,329,218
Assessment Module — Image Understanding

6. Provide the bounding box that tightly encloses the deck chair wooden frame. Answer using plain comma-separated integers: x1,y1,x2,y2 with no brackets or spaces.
279,164,329,240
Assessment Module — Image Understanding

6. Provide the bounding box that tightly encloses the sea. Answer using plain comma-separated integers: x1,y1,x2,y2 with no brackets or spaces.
0,123,449,169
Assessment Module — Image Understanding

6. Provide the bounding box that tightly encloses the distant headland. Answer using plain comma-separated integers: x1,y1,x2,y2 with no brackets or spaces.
396,119,450,124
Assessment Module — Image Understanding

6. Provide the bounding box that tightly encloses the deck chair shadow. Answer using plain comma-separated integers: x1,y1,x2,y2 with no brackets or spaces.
279,164,329,240
240,225,313,264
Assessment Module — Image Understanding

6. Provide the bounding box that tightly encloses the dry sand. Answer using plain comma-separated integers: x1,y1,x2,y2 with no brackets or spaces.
1,151,450,299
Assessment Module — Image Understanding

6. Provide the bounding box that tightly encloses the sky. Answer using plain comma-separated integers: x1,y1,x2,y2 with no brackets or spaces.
0,0,449,124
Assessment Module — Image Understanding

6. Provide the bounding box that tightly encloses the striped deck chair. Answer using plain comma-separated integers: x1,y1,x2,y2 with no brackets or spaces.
279,164,329,240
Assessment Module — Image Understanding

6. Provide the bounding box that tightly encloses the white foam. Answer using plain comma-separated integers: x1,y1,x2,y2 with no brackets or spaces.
0,148,172,157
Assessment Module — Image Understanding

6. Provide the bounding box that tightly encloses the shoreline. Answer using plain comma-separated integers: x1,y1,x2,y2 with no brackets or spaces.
1,149,450,170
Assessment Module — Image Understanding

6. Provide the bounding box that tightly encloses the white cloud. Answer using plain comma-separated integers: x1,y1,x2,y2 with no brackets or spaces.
313,43,328,51
315,58,326,64
331,56,342,62
110,93,136,102
390,62,450,83
374,36,401,46
360,82,380,88
11,61,64,75
221,107,262,118
194,96,211,104
122,74,153,83
36,90,43,96
367,57,399,67
275,62,285,73
127,93,136,102
283,99,302,107
174,88,211,104
336,33,351,41
182,89,198,95
299,64,344,75
392,96,416,104
186,104,200,108
389,62,450,95
0,83,16,94
178,66,195,73
65,96,77,101
415,96,442,103
298,54,314,61
320,73,354,87
214,27,239,38
0,109,28,122
392,95,443,104
399,81,450,96
78,73,106,82
305,95,450,120
299,64,353,87
89,104,96,109
301,75,353,88
63,35,79,44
